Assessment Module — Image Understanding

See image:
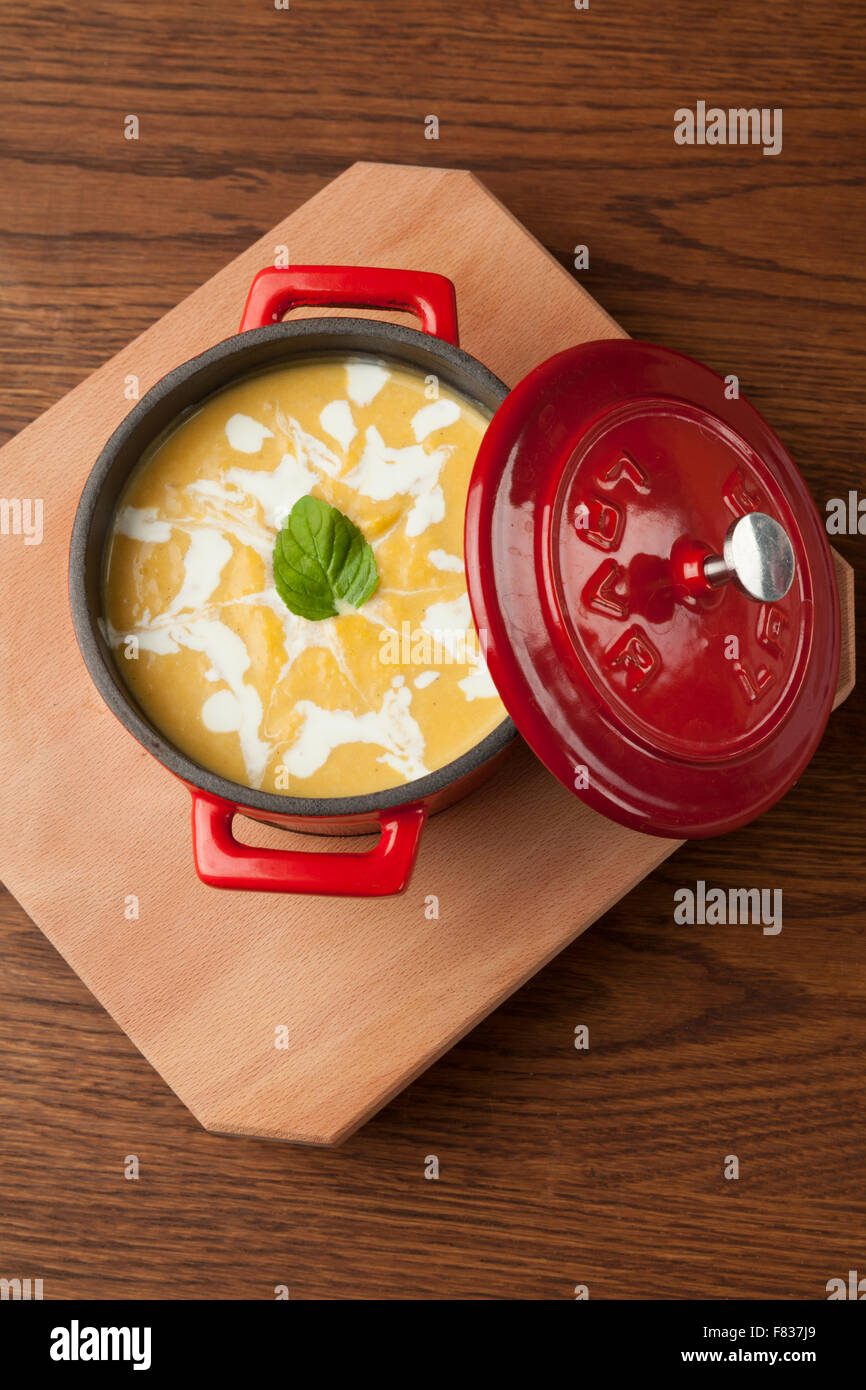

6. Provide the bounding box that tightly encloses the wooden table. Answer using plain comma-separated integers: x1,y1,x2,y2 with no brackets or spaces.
1,0,862,1299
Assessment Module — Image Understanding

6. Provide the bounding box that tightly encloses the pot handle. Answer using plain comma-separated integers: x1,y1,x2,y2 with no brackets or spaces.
190,790,427,897
239,265,459,344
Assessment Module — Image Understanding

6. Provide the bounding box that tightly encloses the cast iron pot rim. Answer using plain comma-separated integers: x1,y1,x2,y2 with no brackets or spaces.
69,316,518,819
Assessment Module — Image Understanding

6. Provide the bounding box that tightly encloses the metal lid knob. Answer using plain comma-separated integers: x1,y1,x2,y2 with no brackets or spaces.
703,513,796,603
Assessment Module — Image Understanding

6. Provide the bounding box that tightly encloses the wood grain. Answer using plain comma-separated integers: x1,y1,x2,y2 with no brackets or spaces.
0,160,735,1151
1,0,864,1300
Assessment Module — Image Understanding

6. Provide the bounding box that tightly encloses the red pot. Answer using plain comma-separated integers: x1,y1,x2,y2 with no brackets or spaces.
70,263,841,897
70,266,516,897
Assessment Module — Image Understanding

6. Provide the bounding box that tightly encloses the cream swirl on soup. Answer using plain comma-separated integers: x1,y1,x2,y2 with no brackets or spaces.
102,356,505,797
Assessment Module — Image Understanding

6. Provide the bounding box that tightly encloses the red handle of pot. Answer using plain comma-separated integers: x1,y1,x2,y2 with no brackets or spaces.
190,791,427,897
239,264,459,344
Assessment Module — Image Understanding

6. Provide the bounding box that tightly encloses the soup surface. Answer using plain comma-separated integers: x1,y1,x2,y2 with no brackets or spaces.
102,355,506,797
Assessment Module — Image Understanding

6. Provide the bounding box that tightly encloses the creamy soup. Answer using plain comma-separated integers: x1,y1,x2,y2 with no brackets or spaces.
102,355,506,797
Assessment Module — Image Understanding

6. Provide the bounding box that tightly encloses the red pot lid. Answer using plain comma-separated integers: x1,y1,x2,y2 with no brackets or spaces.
465,340,840,837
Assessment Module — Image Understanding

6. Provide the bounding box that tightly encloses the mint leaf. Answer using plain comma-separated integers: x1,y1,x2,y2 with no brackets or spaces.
273,496,379,621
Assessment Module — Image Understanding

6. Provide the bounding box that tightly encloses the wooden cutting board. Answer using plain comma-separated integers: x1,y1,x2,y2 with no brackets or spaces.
0,162,855,1145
